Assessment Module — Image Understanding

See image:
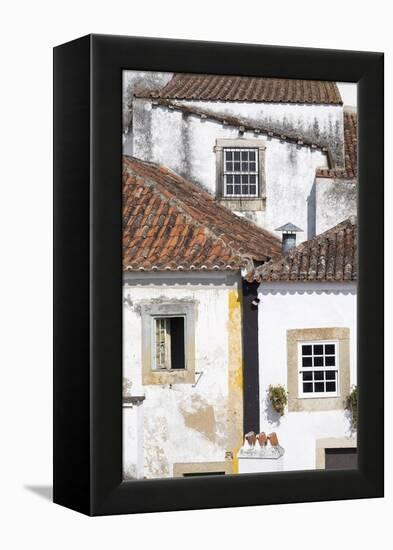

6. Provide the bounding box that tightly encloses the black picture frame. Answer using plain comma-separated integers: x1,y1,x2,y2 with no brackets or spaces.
53,34,384,516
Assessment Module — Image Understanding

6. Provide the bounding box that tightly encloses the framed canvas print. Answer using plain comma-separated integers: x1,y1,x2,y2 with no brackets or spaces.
53,34,384,516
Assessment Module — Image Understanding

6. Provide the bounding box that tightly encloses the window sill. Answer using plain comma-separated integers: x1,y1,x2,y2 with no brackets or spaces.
143,369,195,385
288,395,344,412
217,197,265,212
299,393,339,399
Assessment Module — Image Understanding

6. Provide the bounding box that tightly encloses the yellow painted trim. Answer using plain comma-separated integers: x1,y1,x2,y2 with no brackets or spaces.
227,286,244,473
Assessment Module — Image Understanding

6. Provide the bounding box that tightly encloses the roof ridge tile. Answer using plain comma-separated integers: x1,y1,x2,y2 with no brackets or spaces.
135,74,343,105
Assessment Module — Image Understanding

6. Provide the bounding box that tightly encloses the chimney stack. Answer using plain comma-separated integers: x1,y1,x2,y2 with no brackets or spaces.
275,223,303,254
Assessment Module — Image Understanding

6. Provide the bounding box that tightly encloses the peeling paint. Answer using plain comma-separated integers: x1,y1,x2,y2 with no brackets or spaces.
143,413,170,477
123,275,240,479
180,395,217,443
123,377,133,397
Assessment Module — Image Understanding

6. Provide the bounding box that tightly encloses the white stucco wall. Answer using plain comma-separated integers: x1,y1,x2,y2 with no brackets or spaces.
123,404,144,480
314,177,357,235
257,281,357,472
122,70,173,155
180,100,344,164
122,272,240,479
133,99,333,242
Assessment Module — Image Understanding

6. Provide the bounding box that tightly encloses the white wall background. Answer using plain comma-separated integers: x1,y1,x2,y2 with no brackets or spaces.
1,2,390,550
258,282,357,471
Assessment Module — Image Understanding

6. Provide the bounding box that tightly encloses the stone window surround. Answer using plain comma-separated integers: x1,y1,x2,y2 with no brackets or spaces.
214,138,266,212
315,437,357,469
298,339,339,398
140,301,196,385
173,461,233,477
287,327,350,412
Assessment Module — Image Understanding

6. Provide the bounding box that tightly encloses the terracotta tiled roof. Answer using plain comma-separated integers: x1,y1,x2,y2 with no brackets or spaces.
316,112,357,179
123,156,281,272
249,217,357,282
136,74,343,105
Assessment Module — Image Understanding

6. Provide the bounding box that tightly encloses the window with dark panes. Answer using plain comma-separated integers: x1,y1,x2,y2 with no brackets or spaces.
298,341,339,397
154,316,185,370
223,148,258,197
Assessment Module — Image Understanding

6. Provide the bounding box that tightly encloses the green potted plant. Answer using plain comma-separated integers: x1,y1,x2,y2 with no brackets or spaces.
345,385,358,429
268,384,288,416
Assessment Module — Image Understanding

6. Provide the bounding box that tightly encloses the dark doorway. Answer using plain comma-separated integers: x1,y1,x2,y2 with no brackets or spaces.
183,471,225,477
325,447,357,469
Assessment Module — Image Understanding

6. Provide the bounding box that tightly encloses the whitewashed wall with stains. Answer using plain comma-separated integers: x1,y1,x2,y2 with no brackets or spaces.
314,177,357,236
132,98,346,243
122,272,240,480
179,100,345,166
257,281,357,472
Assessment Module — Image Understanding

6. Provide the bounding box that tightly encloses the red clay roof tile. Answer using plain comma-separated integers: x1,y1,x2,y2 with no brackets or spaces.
250,217,357,283
123,156,281,272
316,112,357,179
136,74,343,105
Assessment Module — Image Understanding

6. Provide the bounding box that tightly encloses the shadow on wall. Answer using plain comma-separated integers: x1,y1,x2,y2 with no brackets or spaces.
264,394,283,426
344,407,357,437
307,181,316,240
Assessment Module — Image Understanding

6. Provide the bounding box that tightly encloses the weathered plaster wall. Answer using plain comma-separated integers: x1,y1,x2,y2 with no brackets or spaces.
132,99,330,242
314,177,357,235
122,404,143,480
257,281,357,471
180,100,345,167
122,71,173,155
122,272,243,479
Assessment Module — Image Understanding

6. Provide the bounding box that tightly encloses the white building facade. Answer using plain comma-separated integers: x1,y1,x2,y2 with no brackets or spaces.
257,281,357,471
242,217,358,472
123,272,243,479
121,155,280,479
129,74,354,243
122,74,358,478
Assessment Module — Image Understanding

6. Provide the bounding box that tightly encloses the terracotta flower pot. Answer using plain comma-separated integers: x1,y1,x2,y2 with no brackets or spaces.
245,431,256,446
268,432,279,446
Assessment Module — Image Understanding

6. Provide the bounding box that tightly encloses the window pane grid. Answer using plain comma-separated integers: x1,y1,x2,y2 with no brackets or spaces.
223,148,258,197
299,342,338,397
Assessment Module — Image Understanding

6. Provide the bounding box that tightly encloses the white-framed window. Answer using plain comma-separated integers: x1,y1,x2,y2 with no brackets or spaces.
223,148,258,197
153,315,186,370
214,139,266,206
298,340,339,398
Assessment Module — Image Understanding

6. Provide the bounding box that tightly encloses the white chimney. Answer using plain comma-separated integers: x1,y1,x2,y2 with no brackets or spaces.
275,223,303,254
